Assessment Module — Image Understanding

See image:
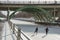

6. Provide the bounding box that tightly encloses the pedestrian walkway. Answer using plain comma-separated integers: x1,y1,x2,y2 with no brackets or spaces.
0,22,4,40
2,21,32,40
2,22,17,40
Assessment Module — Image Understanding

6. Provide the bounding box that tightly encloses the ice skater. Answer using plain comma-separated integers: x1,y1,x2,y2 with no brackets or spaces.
45,27,49,35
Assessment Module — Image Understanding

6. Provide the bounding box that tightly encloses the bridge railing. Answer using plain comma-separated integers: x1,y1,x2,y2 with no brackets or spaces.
8,21,31,40
0,1,60,4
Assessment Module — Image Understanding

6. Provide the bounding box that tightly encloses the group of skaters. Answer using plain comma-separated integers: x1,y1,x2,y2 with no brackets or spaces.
33,25,49,36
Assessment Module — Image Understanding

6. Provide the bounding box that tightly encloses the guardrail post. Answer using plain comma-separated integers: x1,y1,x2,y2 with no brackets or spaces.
8,21,12,30
17,28,21,40
11,22,12,29
13,24,15,34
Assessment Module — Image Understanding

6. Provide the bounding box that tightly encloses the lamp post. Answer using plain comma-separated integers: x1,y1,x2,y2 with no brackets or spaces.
55,0,57,4
7,8,10,21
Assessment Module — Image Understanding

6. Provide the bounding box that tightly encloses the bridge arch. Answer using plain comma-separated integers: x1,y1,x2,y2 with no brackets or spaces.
9,6,53,22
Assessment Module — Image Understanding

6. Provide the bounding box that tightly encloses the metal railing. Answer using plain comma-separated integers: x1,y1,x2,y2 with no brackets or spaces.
8,21,31,40
0,1,60,4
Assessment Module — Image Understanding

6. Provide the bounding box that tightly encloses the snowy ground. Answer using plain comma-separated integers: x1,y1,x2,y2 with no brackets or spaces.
0,22,4,40
11,19,60,40
2,22,16,40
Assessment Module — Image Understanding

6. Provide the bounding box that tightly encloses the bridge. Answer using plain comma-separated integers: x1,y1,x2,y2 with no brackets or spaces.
0,0,60,40
0,0,60,10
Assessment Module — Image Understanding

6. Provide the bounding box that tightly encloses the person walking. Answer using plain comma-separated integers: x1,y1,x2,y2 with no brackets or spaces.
31,26,38,37
45,27,49,35
34,26,38,35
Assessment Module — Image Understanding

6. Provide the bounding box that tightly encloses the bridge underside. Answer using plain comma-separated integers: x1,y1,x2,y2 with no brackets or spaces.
0,4,60,10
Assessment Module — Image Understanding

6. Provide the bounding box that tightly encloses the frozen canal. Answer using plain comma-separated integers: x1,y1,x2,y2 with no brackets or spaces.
11,19,60,40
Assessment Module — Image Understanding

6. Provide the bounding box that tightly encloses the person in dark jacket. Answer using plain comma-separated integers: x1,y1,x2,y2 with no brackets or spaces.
34,26,38,35
45,27,49,35
31,26,38,37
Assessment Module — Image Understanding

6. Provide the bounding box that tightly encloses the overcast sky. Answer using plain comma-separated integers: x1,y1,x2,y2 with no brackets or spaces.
1,11,13,16
1,11,19,16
